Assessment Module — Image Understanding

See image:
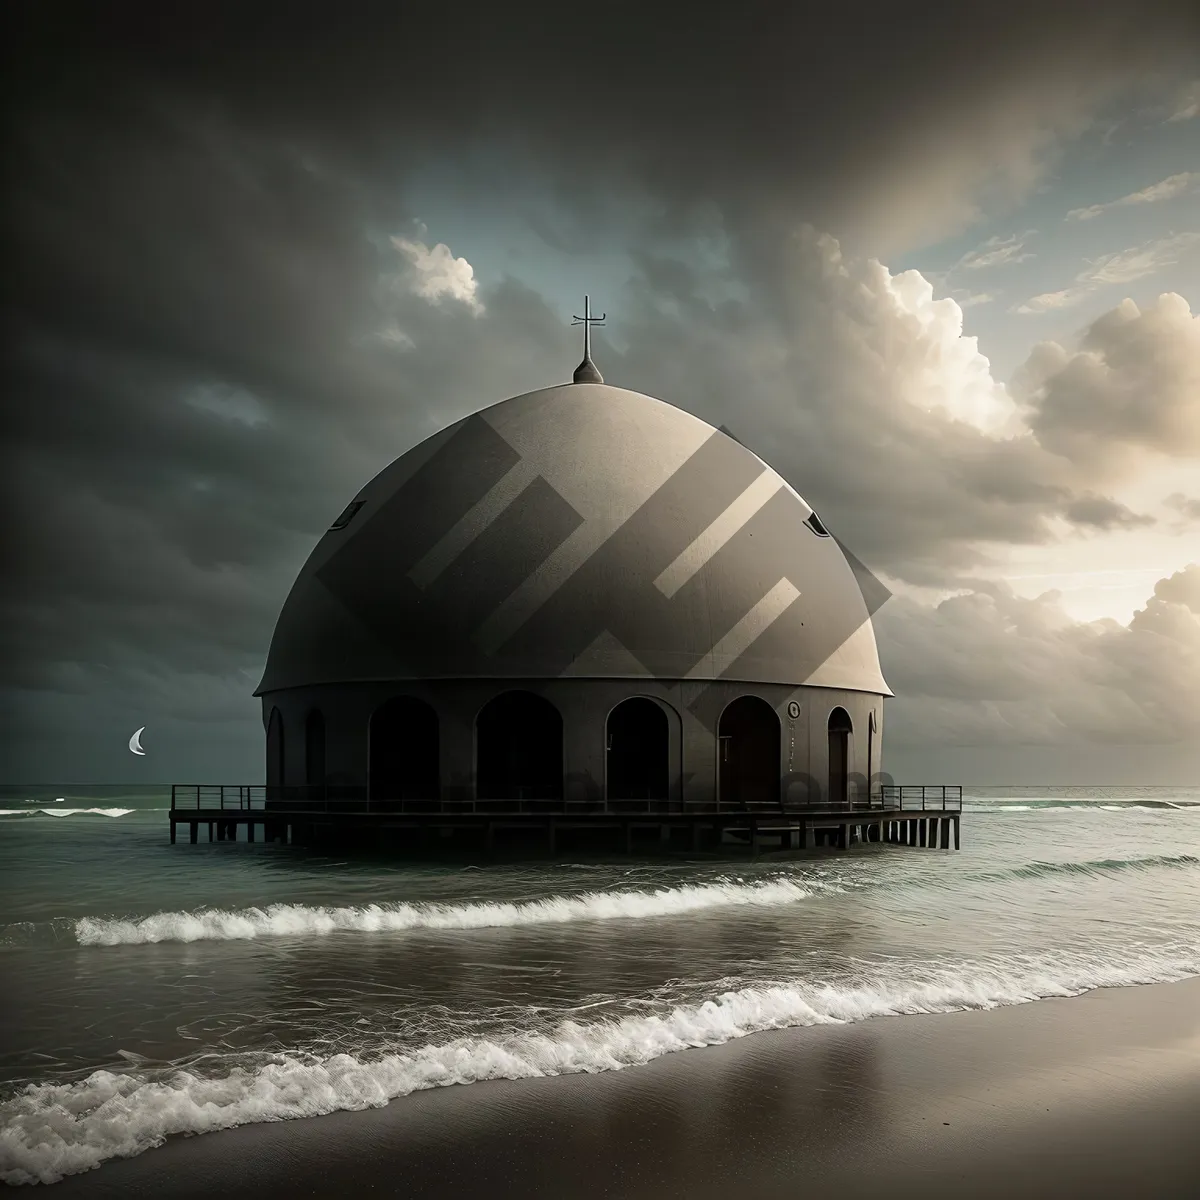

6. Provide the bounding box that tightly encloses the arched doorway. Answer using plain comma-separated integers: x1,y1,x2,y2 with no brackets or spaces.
369,697,440,805
718,696,780,809
828,707,852,806
476,690,563,801
606,697,669,802
267,707,285,791
305,709,326,791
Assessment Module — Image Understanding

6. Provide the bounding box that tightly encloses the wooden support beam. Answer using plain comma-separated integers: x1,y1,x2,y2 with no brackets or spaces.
190,822,198,844
170,822,176,845
247,822,255,843
954,817,961,850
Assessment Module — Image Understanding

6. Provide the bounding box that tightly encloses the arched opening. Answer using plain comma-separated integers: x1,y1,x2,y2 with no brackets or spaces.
606,697,669,801
304,709,326,790
828,707,853,806
369,697,440,804
718,696,780,809
476,690,563,801
266,707,285,790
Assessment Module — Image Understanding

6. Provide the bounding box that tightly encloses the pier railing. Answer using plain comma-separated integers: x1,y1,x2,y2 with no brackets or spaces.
170,784,961,816
879,785,962,811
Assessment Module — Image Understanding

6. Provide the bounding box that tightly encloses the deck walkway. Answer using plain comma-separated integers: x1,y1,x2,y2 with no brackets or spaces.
168,785,962,852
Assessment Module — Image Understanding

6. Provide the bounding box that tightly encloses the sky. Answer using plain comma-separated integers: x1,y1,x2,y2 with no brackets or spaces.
3,1,1199,785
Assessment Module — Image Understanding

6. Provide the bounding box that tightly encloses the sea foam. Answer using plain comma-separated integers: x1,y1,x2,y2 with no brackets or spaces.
0,808,136,818
74,878,833,946
3,942,1198,1186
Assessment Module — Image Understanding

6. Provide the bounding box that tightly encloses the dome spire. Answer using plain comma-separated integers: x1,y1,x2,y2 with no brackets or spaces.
571,294,605,384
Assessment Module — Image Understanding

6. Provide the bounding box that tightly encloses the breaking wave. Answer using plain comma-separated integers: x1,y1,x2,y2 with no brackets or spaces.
0,808,137,819
63,848,1200,949
4,941,1198,1186
969,802,1198,812
983,853,1200,882
74,878,835,946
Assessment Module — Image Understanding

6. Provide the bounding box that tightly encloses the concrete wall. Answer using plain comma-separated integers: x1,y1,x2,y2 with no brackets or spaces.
260,679,888,806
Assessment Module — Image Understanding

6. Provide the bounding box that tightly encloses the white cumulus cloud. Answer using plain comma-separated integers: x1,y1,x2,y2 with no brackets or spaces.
390,233,484,314
1016,292,1200,470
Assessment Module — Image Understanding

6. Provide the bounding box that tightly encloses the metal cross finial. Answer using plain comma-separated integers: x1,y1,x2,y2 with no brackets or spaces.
571,294,607,357
571,294,606,383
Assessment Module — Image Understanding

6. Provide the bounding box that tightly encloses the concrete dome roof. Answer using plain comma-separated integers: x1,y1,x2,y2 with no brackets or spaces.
256,382,891,696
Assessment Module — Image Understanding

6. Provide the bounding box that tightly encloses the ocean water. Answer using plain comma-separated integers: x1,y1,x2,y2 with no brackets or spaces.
1,783,1198,1186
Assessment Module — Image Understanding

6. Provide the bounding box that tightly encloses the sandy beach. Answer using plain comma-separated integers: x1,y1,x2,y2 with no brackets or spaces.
47,976,1200,1199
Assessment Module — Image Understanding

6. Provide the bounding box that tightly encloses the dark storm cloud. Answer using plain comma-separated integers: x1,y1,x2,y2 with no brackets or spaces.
9,1,1200,248
4,0,1199,778
1061,494,1156,530
876,566,1200,748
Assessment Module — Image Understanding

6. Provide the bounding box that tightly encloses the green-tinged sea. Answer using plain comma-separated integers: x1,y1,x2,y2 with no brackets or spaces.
1,782,1198,1186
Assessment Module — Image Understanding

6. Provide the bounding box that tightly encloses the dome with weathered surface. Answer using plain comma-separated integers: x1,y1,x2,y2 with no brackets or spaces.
255,383,891,696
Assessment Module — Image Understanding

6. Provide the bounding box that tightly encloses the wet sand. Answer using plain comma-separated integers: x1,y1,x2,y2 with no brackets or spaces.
52,977,1200,1198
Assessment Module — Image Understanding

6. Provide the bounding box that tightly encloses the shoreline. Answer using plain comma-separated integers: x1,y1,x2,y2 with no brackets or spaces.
46,975,1200,1198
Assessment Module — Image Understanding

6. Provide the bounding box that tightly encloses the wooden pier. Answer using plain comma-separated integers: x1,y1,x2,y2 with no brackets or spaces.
168,785,962,854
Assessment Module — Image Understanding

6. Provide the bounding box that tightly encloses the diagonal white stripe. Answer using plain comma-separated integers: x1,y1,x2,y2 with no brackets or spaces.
407,459,541,590
654,470,782,599
472,520,618,655
685,578,801,680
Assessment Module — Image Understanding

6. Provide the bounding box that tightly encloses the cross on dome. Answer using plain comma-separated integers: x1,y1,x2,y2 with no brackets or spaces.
571,295,606,384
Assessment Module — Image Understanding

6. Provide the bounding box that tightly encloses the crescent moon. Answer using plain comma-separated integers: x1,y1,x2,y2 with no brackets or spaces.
129,727,147,756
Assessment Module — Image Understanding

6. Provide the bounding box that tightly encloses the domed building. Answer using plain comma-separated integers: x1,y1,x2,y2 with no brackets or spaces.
254,314,892,841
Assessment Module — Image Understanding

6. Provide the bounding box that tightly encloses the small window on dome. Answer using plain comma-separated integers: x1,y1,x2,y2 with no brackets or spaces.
805,511,832,537
329,500,365,531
